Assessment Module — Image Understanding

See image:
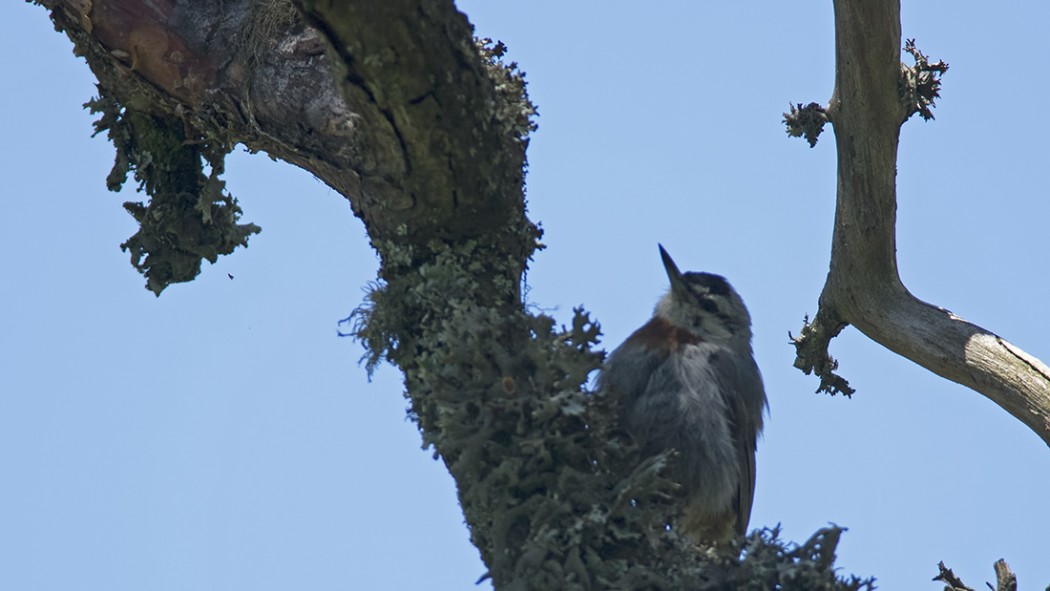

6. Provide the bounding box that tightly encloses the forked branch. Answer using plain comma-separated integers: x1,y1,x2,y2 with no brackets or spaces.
786,0,1050,447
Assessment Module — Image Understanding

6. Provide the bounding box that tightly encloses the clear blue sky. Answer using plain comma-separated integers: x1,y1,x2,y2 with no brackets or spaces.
3,2,1048,589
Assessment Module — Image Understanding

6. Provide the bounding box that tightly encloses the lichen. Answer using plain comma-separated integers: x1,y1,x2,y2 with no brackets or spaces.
86,90,259,295
476,37,538,144
351,236,871,589
783,102,828,148
899,38,949,122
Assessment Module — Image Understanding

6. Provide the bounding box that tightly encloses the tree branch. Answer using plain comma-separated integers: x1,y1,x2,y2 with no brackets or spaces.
933,559,1020,591
37,0,876,586
787,0,1050,446
292,0,537,255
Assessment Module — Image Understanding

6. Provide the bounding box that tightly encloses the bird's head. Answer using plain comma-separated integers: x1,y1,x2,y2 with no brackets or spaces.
653,244,753,347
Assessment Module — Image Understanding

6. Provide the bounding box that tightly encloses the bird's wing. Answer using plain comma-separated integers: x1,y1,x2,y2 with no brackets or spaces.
715,352,766,536
596,326,671,411
733,413,758,536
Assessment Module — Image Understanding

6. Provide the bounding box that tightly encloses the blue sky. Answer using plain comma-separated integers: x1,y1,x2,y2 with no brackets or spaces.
2,2,1048,589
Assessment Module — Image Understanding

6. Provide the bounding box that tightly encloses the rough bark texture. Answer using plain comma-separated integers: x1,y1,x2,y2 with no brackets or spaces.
292,1,536,256
788,0,1050,447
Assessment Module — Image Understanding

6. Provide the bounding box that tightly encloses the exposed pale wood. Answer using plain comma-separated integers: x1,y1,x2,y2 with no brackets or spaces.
814,0,1050,445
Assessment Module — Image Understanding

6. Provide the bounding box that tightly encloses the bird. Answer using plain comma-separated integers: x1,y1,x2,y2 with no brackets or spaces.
597,244,767,545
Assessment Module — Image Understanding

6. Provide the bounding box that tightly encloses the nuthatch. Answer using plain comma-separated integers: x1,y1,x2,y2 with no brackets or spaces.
598,245,767,544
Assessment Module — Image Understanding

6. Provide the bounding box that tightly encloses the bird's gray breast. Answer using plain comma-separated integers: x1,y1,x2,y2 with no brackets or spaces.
603,341,746,509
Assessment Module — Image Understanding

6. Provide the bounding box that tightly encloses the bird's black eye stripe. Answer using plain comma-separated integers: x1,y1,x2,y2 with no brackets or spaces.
689,298,738,335
695,297,720,315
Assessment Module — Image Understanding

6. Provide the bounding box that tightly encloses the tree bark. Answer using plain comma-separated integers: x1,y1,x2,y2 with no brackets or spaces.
33,0,955,587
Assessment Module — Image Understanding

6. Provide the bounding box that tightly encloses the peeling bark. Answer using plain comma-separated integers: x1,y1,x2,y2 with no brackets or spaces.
44,0,408,230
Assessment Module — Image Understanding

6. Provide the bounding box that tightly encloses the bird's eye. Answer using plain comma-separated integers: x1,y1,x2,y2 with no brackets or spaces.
693,294,720,315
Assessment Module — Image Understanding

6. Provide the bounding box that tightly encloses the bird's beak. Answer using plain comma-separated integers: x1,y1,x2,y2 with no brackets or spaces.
658,244,689,296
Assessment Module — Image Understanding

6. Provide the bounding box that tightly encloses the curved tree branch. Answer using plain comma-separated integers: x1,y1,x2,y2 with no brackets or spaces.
37,0,875,587
292,1,536,254
56,0,364,192
789,0,1050,446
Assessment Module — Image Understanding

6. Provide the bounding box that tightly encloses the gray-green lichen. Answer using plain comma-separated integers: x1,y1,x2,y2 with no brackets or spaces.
783,102,828,148
348,33,869,587
786,40,948,147
87,91,259,295
352,237,872,589
899,39,949,122
476,37,538,145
